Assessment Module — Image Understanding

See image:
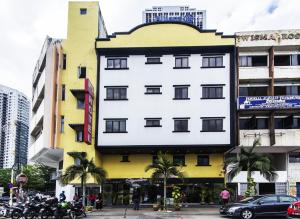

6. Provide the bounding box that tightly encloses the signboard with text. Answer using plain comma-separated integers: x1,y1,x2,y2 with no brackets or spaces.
153,14,194,25
238,96,300,110
84,79,94,145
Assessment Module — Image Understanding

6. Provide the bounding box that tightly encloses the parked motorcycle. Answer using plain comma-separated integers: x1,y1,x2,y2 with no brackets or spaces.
71,201,86,218
10,202,26,219
54,201,76,219
0,202,10,218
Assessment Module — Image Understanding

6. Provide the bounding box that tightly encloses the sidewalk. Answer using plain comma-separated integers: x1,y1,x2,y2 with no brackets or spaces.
87,206,219,217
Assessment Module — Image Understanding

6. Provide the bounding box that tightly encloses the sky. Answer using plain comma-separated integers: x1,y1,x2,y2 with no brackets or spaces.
0,0,299,98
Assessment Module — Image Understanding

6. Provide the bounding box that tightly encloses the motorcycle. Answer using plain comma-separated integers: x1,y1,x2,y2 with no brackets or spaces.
39,198,58,219
23,200,44,219
71,201,86,218
0,202,10,218
10,202,26,219
54,201,76,219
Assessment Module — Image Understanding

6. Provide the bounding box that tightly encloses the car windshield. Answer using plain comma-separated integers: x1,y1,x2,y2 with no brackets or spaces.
239,196,262,203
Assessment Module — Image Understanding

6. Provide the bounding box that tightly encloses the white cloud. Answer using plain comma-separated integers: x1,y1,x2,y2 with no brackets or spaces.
0,0,299,98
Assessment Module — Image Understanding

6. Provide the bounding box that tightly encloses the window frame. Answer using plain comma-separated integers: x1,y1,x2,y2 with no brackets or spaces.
105,86,128,100
173,155,186,166
121,155,130,162
105,58,128,70
197,155,210,166
173,85,190,100
145,85,162,95
174,56,190,69
202,56,224,68
173,118,190,132
78,66,86,79
239,55,268,67
144,118,162,127
61,84,66,101
201,117,225,132
76,98,85,109
104,119,128,133
201,85,224,99
75,129,84,142
60,115,64,133
80,8,87,15
145,57,162,64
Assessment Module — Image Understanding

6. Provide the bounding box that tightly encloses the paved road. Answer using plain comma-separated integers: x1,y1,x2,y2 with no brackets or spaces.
87,216,226,219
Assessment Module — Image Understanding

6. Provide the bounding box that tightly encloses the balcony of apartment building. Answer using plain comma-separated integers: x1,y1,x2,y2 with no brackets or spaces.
31,99,44,132
32,69,45,113
238,54,269,80
274,53,300,79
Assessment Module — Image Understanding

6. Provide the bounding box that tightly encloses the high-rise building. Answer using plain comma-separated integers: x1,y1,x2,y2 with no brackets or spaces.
143,6,206,29
229,30,300,197
0,84,30,169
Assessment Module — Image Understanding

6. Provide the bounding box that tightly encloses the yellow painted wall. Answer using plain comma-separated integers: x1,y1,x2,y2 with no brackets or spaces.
102,153,224,179
97,23,234,48
59,2,100,183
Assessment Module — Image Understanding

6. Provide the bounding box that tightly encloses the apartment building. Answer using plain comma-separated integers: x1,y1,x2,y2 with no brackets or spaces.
229,30,300,197
143,6,206,29
95,22,235,204
0,84,29,169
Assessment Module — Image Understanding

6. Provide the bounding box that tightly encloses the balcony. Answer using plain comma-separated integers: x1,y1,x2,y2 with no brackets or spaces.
240,130,271,146
238,95,300,110
31,100,44,134
274,129,300,146
239,67,269,80
274,66,300,79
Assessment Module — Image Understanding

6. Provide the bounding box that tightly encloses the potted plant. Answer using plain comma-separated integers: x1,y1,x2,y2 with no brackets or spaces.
172,186,182,211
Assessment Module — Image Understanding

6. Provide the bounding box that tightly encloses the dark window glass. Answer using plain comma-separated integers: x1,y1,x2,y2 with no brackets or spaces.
274,55,290,66
80,8,87,15
78,67,86,78
121,155,129,162
239,56,267,67
275,117,300,129
259,196,277,204
289,154,300,163
174,87,188,99
146,57,161,64
275,118,285,129
107,58,127,69
61,84,65,101
239,118,250,130
62,54,67,69
256,118,269,129
145,119,161,127
239,87,268,96
60,116,64,133
106,87,127,100
174,119,188,132
279,196,297,203
197,155,209,166
173,155,185,166
146,87,161,94
175,57,189,68
202,57,223,67
202,87,223,98
202,118,223,132
286,86,299,95
75,130,83,142
77,99,85,109
105,120,126,133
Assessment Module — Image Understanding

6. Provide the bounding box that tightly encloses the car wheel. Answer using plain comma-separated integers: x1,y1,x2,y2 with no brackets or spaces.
241,209,254,219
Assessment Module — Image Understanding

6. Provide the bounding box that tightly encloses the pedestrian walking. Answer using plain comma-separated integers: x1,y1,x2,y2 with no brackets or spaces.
220,188,230,206
132,189,140,210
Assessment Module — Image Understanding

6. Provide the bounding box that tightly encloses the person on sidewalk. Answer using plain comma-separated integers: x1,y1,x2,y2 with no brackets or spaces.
96,193,103,210
132,189,140,210
220,188,230,206
89,193,96,207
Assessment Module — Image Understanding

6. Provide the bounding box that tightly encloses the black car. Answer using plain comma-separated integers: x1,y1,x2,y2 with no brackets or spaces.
220,194,297,219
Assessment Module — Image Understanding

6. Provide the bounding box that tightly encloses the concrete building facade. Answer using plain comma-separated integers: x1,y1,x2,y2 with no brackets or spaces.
0,84,30,169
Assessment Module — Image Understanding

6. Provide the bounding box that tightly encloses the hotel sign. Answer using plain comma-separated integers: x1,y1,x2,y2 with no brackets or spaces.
237,32,300,42
84,79,94,144
238,96,300,110
153,14,194,25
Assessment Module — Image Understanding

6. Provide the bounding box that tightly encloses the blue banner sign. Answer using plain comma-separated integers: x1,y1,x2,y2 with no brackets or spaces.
238,96,300,110
154,15,194,24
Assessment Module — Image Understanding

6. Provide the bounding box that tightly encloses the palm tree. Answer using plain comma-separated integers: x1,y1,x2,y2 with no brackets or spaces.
60,152,107,206
225,138,277,196
145,151,185,210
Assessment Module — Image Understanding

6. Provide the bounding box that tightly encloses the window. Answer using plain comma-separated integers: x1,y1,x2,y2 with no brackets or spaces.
75,130,83,142
62,54,66,70
146,57,161,64
275,116,300,129
240,117,269,130
274,86,300,95
145,86,161,94
121,155,129,162
106,58,128,69
152,155,158,165
61,84,65,101
202,118,224,132
60,116,64,133
202,56,223,68
174,86,189,99
78,66,86,78
80,8,87,15
173,155,185,166
279,196,297,203
145,118,161,127
258,196,277,204
75,158,81,166
202,86,223,99
174,118,189,132
105,119,127,133
239,86,268,96
275,54,300,66
77,98,85,109
289,154,300,163
197,155,210,166
174,57,189,68
239,56,268,67
106,87,127,100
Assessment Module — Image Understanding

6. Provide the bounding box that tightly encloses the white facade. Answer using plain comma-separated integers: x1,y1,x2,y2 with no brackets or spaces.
143,6,206,29
0,84,30,168
29,37,63,168
231,29,300,196
97,53,233,148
